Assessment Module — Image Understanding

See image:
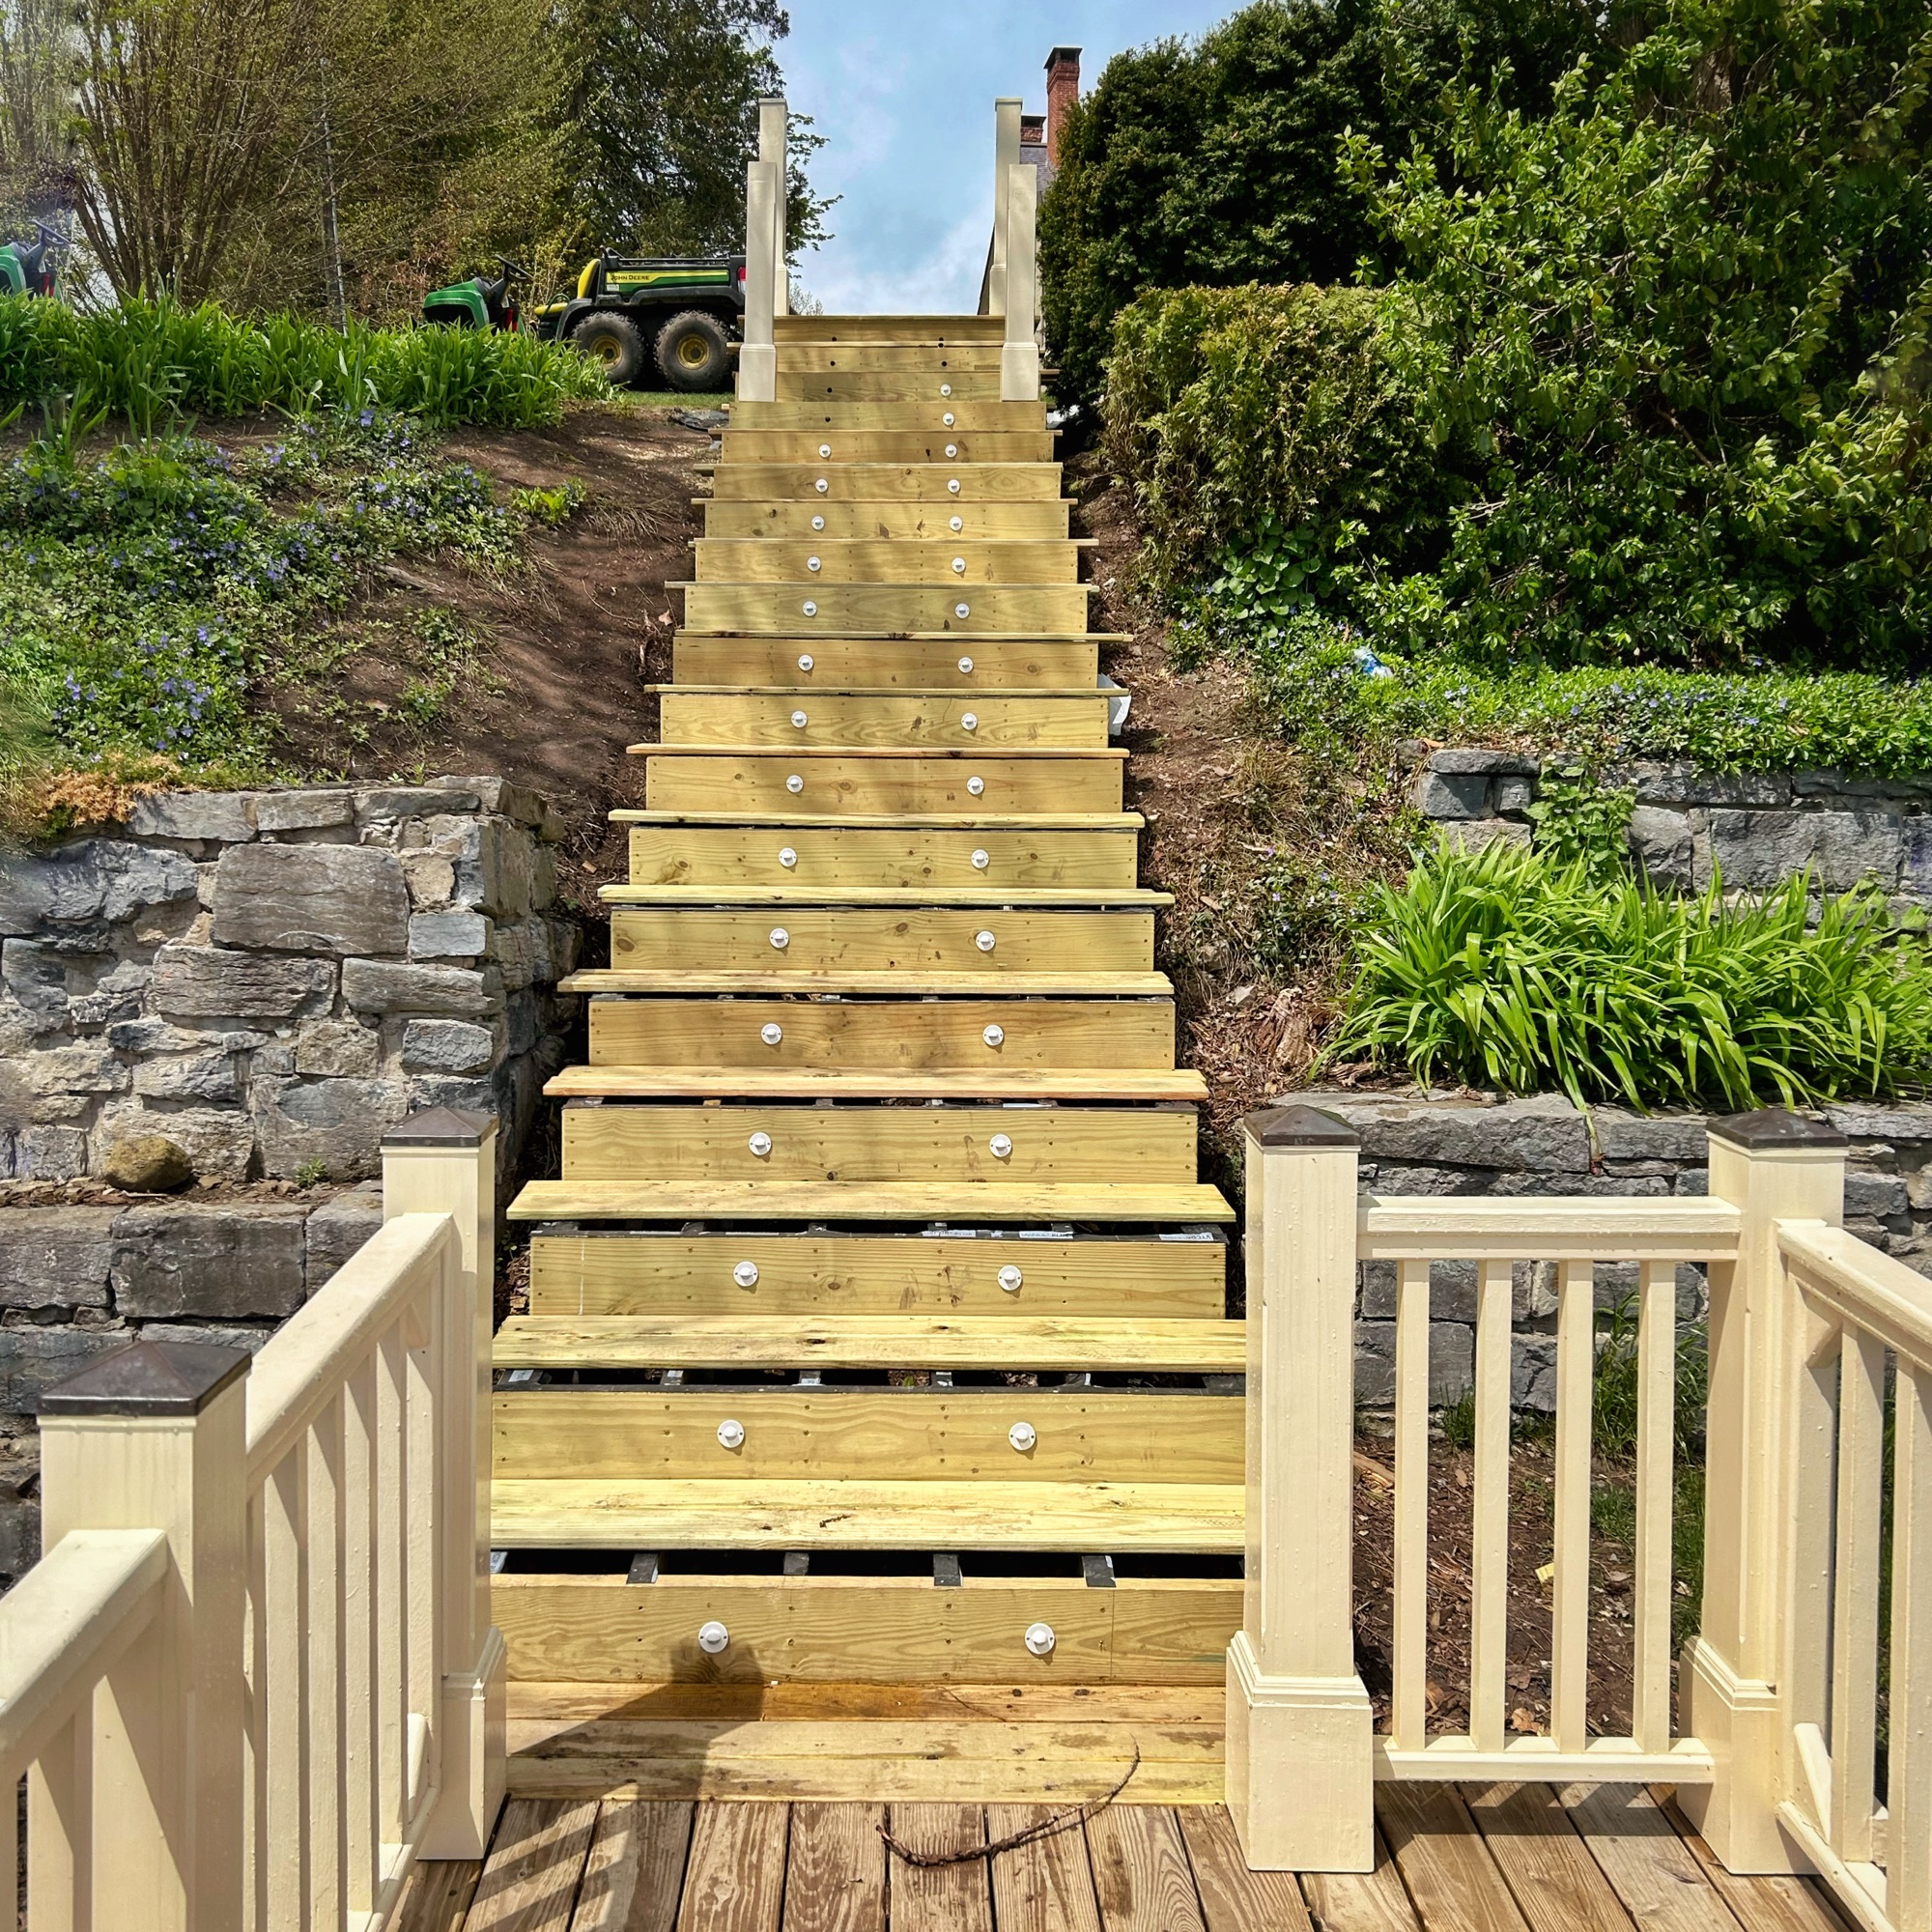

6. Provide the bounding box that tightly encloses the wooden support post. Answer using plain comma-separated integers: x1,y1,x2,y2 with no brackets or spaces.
37,1340,251,1932
1001,161,1040,403
988,98,1022,316
1226,1105,1374,1872
758,96,788,317
741,159,779,402
1681,1109,1846,1872
383,1107,505,1861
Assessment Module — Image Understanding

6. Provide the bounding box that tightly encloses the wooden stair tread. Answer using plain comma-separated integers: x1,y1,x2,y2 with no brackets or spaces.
644,684,1107,696
495,1314,1243,1372
632,743,1129,759
610,810,1144,828
492,1478,1245,1549
508,1179,1236,1223
598,887,1172,907
675,631,1132,644
560,970,1174,995
546,1068,1209,1101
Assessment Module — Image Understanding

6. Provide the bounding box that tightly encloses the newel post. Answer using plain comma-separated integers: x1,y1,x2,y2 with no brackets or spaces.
740,158,780,403
987,97,1022,315
1000,161,1040,403
1227,1106,1374,1872
757,96,788,317
1681,1109,1846,1871
384,1106,505,1860
37,1341,251,1930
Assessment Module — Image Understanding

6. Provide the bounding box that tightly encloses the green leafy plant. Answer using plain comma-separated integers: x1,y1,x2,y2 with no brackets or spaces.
1526,765,1635,874
512,481,585,526
1328,838,1932,1109
293,1159,329,1188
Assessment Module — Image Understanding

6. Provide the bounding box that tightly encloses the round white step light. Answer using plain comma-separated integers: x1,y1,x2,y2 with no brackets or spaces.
797,653,814,671
717,1418,746,1450
807,555,822,573
960,713,978,732
1008,1420,1037,1453
748,1131,773,1157
945,442,959,458
785,774,805,794
733,1260,760,1288
791,710,809,729
818,442,832,458
769,926,790,949
955,603,971,619
951,516,965,532
761,1023,783,1046
966,776,985,797
814,477,829,493
983,1024,1005,1047
778,847,798,868
940,383,953,397
943,412,956,428
811,514,825,530
698,1620,730,1655
957,656,974,673
948,478,961,494
952,556,967,575
972,849,990,869
989,1133,1013,1159
974,928,996,951
1024,1622,1056,1658
998,1264,1024,1293
801,600,817,617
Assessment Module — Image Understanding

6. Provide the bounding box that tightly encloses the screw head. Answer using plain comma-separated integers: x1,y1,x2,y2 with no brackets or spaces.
1008,1419,1037,1452
983,1023,1005,1046
697,1620,730,1654
748,1131,773,1157
797,653,814,671
717,1418,746,1450
769,926,790,948
989,1132,1013,1158
760,1022,783,1045
778,846,798,868
733,1260,760,1288
975,927,996,951
972,848,990,868
785,774,805,794
814,477,829,493
791,710,809,728
967,776,985,797
998,1264,1024,1293
1024,1621,1056,1657
948,478,961,494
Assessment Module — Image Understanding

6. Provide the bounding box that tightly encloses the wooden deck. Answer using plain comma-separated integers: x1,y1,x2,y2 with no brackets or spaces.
397,1781,1852,1931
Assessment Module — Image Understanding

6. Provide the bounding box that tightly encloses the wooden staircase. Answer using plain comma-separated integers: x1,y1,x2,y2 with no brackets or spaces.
494,314,1243,1762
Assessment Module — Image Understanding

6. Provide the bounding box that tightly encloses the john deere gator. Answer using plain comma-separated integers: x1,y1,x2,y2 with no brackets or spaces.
532,251,746,391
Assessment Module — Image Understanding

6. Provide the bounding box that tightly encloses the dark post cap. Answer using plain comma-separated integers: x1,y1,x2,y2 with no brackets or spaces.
1246,1104,1360,1149
1709,1108,1848,1153
382,1106,497,1151
42,1340,249,1417
1045,45,1083,68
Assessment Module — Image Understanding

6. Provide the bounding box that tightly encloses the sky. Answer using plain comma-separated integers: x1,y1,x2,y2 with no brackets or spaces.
775,1,1236,313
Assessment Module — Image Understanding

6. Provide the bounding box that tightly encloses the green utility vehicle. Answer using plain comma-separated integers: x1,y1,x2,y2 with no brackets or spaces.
422,257,526,333
529,252,745,391
0,222,68,298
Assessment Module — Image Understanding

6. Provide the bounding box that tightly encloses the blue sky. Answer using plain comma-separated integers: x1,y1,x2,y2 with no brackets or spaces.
776,2,1236,312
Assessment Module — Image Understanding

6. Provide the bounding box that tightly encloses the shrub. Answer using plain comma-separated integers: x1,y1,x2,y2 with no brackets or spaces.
1327,838,1932,1110
0,295,611,430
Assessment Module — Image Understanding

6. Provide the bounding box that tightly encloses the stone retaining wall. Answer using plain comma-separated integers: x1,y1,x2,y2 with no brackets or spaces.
1300,1090,1932,1411
0,777,579,1187
1413,749,1932,898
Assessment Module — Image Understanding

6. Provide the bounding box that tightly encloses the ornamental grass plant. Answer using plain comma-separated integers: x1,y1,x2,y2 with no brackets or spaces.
1327,838,1932,1110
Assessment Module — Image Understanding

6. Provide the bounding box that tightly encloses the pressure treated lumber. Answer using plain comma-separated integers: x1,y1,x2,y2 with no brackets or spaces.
692,540,1083,583
564,971,1176,996
701,500,1071,539
549,1069,1209,1102
717,431,1056,465
509,1179,1236,1224
493,1314,1244,1372
601,888,1168,908
622,822,1143,888
670,639,1100,689
654,691,1108,746
706,462,1064,502
728,400,1046,431
525,1230,1227,1320
639,751,1124,814
680,582,1091,634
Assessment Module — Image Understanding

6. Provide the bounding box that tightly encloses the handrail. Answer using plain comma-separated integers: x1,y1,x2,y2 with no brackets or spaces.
1778,1218,1932,1370
0,1529,166,1776
244,1210,453,1480
1360,1194,1740,1260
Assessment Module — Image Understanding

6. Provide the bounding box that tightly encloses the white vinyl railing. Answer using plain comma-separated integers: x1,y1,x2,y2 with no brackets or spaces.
0,1110,502,1932
1230,1102,1931,1932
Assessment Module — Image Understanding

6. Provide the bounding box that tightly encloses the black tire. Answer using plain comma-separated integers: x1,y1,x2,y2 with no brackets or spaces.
570,310,648,386
655,310,732,392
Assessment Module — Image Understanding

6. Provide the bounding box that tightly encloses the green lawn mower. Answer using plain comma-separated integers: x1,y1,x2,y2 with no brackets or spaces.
0,221,69,298
422,257,526,332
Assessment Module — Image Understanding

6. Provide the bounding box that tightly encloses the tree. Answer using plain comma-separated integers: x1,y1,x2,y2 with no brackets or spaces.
0,0,78,231
562,0,831,257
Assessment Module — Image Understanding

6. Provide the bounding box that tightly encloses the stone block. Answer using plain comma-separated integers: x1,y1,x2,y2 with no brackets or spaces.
211,842,411,956
304,1187,384,1290
110,1203,310,1318
507,989,539,1056
1414,770,1490,819
401,1019,499,1073
295,1018,382,1077
1676,1168,1709,1196
0,839,199,934
133,1051,241,1103
1491,1171,1668,1198
2,940,68,1019
136,1321,275,1352
1627,807,1693,886
409,910,493,960
1353,1319,1475,1407
1513,1334,1560,1410
128,790,256,843
1826,1103,1932,1142
357,786,480,822
0,1327,126,1414
1592,1110,1710,1163
343,958,499,1018
15,1126,88,1179
152,943,335,1021
1630,765,1790,809
408,1074,501,1116
1426,749,1538,777
402,852,458,907
435,775,546,826
1440,817,1534,854
1845,1171,1910,1219
251,1077,411,1180
1329,1094,1591,1174
25,1042,128,1097
0,1208,117,1308
1495,778,1534,815
254,789,355,833
102,1105,255,1182
68,959,151,1026
1705,809,1903,893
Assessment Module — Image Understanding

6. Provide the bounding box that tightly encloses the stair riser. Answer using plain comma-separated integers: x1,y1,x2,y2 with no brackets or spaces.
681,584,1092,633
719,433,1056,464
494,1576,1241,1684
626,826,1139,889
527,1233,1226,1318
702,502,1071,540
640,755,1123,815
777,343,1006,372
494,1390,1240,1483
558,1103,1198,1183
588,998,1174,1070
670,639,1097,688
773,371,1005,400
707,464,1063,503
774,317,1007,345
730,402,1041,430
657,694,1107,750
692,540,1081,583
610,908,1151,973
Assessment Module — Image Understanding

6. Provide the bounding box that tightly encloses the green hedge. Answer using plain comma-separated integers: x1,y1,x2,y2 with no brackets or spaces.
0,295,611,430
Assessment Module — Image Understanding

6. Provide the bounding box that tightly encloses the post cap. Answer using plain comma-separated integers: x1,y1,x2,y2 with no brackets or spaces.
1709,1108,1847,1152
382,1106,497,1151
41,1340,249,1417
1246,1104,1359,1149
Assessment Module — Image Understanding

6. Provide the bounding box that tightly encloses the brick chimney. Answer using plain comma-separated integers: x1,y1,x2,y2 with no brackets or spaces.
1044,46,1081,167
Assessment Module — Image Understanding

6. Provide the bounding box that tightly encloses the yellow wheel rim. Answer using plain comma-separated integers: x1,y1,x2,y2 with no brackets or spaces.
676,333,709,368
591,336,624,368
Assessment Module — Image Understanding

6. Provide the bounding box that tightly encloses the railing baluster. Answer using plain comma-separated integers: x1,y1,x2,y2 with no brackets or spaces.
405,1288,442,1816
27,1702,90,1932
1831,1328,1887,1863
1551,1259,1594,1753
376,1326,408,1846
307,1401,346,1929
1894,1360,1931,1932
1633,1258,1678,1753
1392,1258,1431,1750
263,1445,312,1931
243,1485,262,1932
1784,1305,1842,1823
343,1350,380,1914
1470,1258,1513,1752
